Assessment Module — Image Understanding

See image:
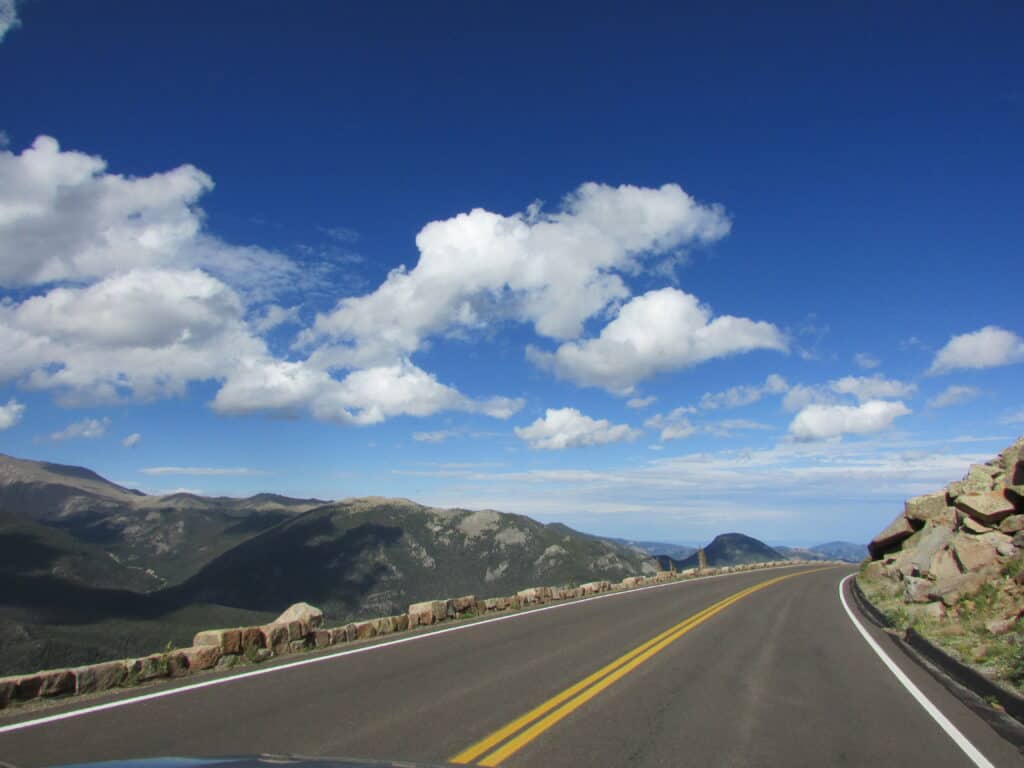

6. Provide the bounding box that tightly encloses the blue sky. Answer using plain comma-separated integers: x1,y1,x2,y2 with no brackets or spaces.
0,2,1021,546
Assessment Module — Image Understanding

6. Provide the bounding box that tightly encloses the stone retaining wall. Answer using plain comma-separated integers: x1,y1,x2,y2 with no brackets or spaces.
0,559,821,711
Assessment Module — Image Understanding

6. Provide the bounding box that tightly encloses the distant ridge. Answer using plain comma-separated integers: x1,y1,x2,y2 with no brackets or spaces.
655,532,783,570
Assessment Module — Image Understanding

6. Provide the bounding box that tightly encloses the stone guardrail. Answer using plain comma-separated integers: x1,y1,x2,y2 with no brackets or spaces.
0,559,826,710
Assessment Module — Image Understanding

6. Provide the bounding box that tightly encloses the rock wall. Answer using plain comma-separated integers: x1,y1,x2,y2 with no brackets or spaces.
0,559,818,710
864,437,1024,612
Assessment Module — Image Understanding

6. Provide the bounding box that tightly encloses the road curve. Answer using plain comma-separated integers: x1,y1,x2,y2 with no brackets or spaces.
1,565,1021,767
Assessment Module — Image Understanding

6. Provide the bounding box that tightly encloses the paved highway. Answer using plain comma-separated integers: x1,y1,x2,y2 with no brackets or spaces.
1,565,1021,767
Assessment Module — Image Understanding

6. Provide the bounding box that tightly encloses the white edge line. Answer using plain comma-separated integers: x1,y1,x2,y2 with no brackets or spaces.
0,564,817,735
839,574,995,768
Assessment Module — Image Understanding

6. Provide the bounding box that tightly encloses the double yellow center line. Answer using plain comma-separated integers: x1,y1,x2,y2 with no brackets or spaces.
450,567,831,766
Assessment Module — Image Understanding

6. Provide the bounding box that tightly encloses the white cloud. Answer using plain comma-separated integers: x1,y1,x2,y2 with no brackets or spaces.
0,136,297,296
0,397,24,429
699,373,787,410
645,407,698,441
1003,410,1024,424
515,407,641,450
413,430,455,443
854,353,880,369
301,183,731,367
529,288,787,394
50,417,110,441
213,356,523,426
788,400,910,441
250,304,300,334
0,0,19,44
927,385,979,409
1,268,266,403
929,326,1024,374
830,375,916,403
626,396,656,409
140,466,265,476
121,432,142,448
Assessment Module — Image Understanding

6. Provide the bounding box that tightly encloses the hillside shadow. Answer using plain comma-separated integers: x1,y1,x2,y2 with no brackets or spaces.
172,513,404,613
0,512,402,625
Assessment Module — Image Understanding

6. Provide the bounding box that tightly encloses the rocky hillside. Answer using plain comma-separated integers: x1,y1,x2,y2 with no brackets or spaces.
0,453,325,588
172,498,658,621
859,437,1024,692
0,454,658,675
655,532,783,571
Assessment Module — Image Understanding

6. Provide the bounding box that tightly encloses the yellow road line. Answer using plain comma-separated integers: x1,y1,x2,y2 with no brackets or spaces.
451,567,832,766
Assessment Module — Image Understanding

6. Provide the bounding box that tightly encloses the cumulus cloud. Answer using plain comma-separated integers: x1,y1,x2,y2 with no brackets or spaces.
854,353,880,369
0,136,522,425
0,0,18,44
830,375,916,403
515,407,641,450
50,417,110,441
301,183,731,367
0,136,297,295
528,288,787,394
644,407,698,441
122,432,142,448
704,419,774,437
788,400,910,441
927,385,979,409
0,398,24,429
699,374,787,410
626,396,656,409
213,356,523,426
929,326,1024,374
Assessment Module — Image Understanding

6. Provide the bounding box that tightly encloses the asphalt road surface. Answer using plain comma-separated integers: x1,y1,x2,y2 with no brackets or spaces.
2,565,1021,767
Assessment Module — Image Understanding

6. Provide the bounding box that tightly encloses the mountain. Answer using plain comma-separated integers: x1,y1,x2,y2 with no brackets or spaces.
606,538,698,561
0,454,659,675
776,542,866,563
172,498,659,620
655,532,784,571
0,453,326,587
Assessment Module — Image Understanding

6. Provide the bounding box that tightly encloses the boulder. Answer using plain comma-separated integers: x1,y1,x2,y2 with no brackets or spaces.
959,514,993,535
261,623,291,654
1004,486,1024,512
193,628,242,655
1014,530,1024,548
129,654,169,682
955,492,1016,525
15,674,42,701
166,650,191,677
314,630,332,648
986,616,1016,636
928,571,990,606
275,602,324,630
868,513,915,559
903,576,933,603
621,576,644,589
962,464,1001,494
952,534,999,573
906,525,953,577
516,588,545,605
408,600,447,627
328,627,349,645
1001,438,1024,485
904,492,951,523
240,627,265,652
353,620,377,640
449,595,476,617
288,640,308,653
929,549,961,583
181,645,222,672
0,676,16,709
73,661,127,694
999,514,1024,534
38,669,75,697
924,602,946,620
393,614,409,632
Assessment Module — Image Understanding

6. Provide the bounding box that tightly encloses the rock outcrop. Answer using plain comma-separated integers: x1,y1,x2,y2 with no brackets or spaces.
863,436,1024,639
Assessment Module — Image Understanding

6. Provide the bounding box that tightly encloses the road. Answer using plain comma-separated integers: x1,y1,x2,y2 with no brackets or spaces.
1,565,1021,767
